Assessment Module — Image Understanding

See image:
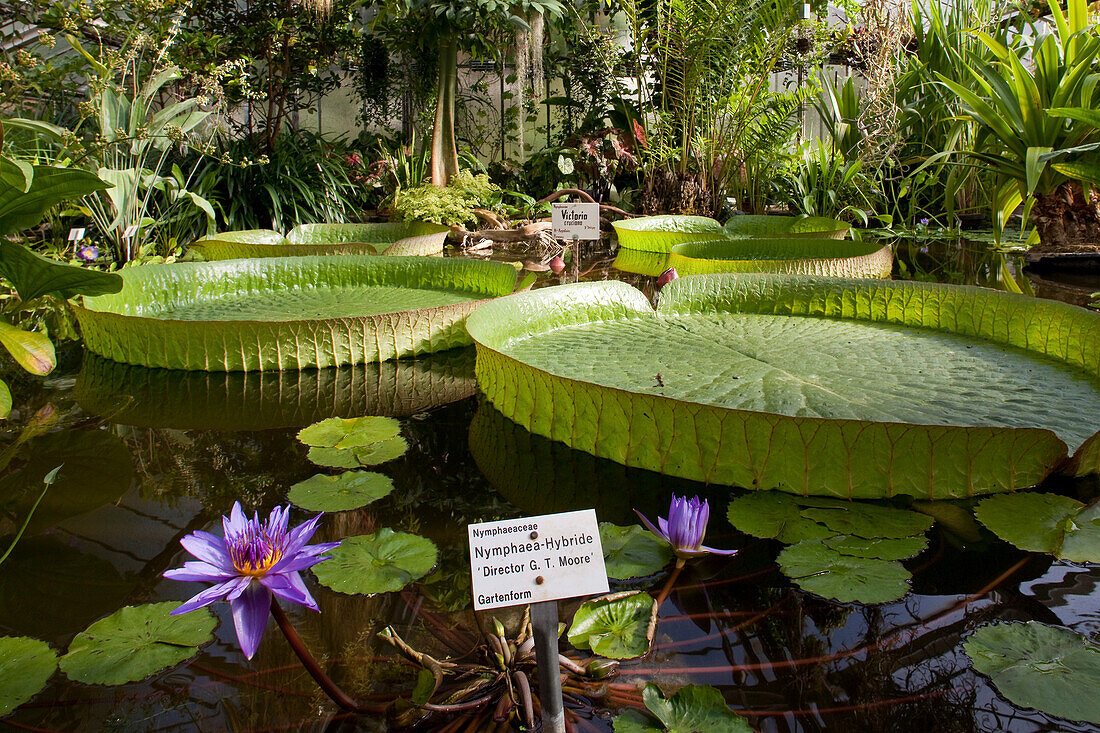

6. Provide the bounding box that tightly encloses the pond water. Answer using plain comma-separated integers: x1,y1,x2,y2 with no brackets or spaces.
2,233,1100,732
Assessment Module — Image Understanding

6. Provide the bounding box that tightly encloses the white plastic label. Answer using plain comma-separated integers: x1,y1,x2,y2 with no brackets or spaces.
551,202,600,240
468,509,608,611
122,224,139,238
67,228,86,241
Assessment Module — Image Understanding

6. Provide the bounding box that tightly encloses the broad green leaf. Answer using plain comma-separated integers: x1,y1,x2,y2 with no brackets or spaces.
0,320,54,375
599,523,674,579
612,248,672,277
777,540,911,604
351,436,409,466
0,379,10,419
313,529,437,595
0,636,57,715
798,503,933,539
192,239,378,260
567,591,655,659
722,214,849,239
612,216,727,253
467,276,1100,498
630,683,754,733
726,493,834,543
195,229,284,244
77,256,519,370
668,239,891,278
75,349,476,430
0,241,122,302
975,493,1100,561
288,471,394,512
60,603,215,685
307,446,360,469
612,709,664,732
822,534,928,560
0,160,109,236
965,622,1100,724
297,416,401,449
1052,160,1100,186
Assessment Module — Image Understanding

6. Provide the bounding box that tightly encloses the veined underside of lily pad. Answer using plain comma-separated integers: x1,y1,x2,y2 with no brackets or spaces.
723,214,850,239
612,215,728,253
669,238,893,278
466,274,1100,498
190,222,450,260
76,256,519,371
611,248,672,277
74,348,475,429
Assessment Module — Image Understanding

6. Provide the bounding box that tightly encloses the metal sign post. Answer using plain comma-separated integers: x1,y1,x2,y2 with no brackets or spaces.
531,601,565,733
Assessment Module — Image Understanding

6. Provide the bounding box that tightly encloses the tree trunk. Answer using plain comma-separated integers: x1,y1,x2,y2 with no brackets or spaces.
430,35,460,186
1032,181,1100,253
638,167,712,216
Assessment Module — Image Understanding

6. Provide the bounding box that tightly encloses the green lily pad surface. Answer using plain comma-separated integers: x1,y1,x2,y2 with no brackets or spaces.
467,275,1100,498
567,591,655,659
975,494,1100,561
286,222,450,256
614,683,754,732
0,636,57,715
965,622,1100,724
723,214,849,239
74,348,477,430
611,248,672,277
599,523,674,579
612,216,727,253
313,529,438,595
288,471,394,511
76,256,519,370
60,603,215,685
298,416,401,448
668,238,892,278
777,539,912,603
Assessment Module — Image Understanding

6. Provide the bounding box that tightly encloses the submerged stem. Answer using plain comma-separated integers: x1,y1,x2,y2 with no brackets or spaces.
269,597,382,714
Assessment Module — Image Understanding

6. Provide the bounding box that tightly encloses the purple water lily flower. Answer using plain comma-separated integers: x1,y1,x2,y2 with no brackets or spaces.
77,245,99,262
164,502,339,659
636,494,736,563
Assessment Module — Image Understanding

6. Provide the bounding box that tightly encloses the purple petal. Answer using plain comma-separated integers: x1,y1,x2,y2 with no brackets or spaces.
270,552,334,574
634,509,669,542
223,575,254,601
179,531,233,570
283,513,323,556
267,505,290,539
230,583,272,660
699,545,738,556
261,571,318,611
225,501,248,537
171,580,235,615
163,560,237,583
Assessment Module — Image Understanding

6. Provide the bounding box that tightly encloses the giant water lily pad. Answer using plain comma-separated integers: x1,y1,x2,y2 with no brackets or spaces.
76,256,519,370
965,622,1100,724
567,591,655,659
611,248,672,277
60,603,215,685
975,494,1100,561
599,523,674,579
612,216,727,253
74,349,477,429
0,636,57,715
287,222,450,256
288,471,394,511
467,275,1100,498
668,238,892,278
777,539,912,603
614,683,754,732
313,529,437,595
722,214,849,239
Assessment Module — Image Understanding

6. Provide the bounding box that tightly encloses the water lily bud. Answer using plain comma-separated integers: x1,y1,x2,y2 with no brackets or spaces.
586,658,619,679
549,255,565,274
656,267,679,288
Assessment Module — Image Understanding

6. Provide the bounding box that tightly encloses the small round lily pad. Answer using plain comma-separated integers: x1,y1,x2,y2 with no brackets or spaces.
288,471,395,512
0,636,57,715
965,621,1100,724
777,539,910,604
60,602,216,685
297,416,401,449
600,523,674,579
567,591,655,659
351,436,409,466
313,529,438,595
727,492,833,543
975,493,1100,562
613,683,754,732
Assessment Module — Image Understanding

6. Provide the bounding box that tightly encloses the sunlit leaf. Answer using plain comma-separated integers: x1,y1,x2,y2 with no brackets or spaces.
60,603,215,685
313,529,437,595
287,471,394,512
567,591,655,659
0,320,54,376
975,493,1100,562
612,683,753,732
351,436,409,466
297,416,401,449
727,492,833,543
777,539,910,604
0,241,121,302
0,636,56,715
822,534,928,561
600,523,674,579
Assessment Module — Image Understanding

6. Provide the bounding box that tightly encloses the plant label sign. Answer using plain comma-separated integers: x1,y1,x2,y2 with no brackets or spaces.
468,509,609,611
552,202,600,240
67,228,86,242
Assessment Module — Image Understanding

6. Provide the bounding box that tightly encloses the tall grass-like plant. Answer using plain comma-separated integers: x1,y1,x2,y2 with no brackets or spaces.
937,0,1100,248
783,140,873,224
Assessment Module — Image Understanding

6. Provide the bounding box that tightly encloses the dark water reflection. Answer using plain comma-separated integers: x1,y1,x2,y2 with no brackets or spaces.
1,233,1099,731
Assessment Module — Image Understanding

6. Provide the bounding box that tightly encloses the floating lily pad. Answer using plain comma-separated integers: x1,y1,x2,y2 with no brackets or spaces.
668,238,890,278
567,591,655,659
287,471,394,512
612,216,727,253
467,275,1100,497
307,446,360,469
722,214,849,239
777,540,911,604
975,494,1100,562
726,493,834,543
313,529,438,595
286,222,450,256
613,683,754,732
965,622,1100,724
0,636,57,715
822,534,928,560
306,437,408,469
799,503,933,540
297,416,401,449
60,603,215,685
599,523,674,579
76,256,520,370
